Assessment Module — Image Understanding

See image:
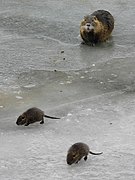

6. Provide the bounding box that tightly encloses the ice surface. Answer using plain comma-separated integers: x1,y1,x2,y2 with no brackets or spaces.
1,92,135,180
0,0,135,180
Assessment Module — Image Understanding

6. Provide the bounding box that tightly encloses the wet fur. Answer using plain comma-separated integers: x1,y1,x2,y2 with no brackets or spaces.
16,107,60,126
80,10,114,45
66,142,103,165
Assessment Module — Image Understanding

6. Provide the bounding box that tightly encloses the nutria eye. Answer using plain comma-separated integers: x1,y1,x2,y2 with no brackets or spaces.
92,18,95,22
22,116,25,120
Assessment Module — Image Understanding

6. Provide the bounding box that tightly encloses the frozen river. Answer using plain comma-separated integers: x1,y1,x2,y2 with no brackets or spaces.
0,0,135,179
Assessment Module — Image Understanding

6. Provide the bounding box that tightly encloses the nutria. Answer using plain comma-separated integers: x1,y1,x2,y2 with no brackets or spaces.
66,142,103,165
16,107,60,126
80,10,114,45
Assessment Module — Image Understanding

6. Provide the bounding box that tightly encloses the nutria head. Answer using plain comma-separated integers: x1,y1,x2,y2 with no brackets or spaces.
16,114,27,125
66,151,80,165
80,15,99,33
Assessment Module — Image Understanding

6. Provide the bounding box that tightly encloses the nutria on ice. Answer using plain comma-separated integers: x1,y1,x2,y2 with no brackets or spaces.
67,142,103,165
16,107,60,126
80,10,114,45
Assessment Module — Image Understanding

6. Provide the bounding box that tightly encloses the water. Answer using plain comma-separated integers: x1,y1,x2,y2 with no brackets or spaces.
0,0,135,179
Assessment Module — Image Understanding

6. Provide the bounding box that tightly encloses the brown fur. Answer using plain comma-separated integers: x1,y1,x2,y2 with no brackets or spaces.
80,10,114,45
16,107,60,126
66,142,103,165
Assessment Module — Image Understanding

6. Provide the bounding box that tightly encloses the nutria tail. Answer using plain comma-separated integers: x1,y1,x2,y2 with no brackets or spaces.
44,115,60,119
89,151,103,155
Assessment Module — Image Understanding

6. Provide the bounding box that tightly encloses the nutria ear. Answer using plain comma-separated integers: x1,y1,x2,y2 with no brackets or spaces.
83,16,86,21
92,16,97,21
73,152,79,159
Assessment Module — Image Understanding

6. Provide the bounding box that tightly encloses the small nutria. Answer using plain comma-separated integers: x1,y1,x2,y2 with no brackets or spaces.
66,142,103,165
80,10,114,45
16,107,60,126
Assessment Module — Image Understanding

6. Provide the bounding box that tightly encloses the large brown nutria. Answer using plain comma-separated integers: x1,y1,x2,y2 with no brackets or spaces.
66,142,103,165
80,10,114,45
16,107,60,126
